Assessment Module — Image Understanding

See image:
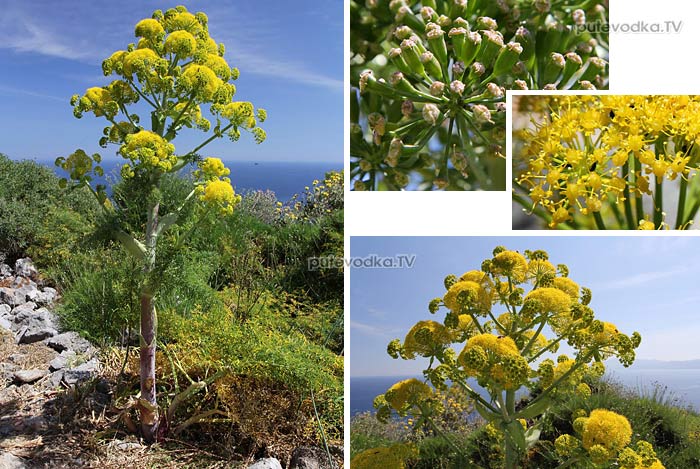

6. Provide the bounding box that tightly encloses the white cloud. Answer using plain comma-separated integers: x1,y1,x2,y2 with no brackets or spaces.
594,266,689,291
0,83,64,102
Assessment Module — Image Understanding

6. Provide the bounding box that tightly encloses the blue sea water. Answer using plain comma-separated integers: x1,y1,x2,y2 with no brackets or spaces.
38,158,340,202
351,369,700,416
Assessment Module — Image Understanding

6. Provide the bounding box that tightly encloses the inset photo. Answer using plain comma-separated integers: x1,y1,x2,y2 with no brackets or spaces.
513,94,700,230
350,237,700,468
350,1,609,191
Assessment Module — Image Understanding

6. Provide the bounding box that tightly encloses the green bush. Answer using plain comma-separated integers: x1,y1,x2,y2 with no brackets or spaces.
0,153,98,265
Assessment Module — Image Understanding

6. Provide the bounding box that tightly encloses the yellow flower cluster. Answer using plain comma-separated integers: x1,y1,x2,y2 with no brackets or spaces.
194,157,240,216
118,130,177,177
100,6,240,107
458,333,530,390
384,378,433,412
516,96,700,228
555,409,665,468
350,443,418,469
402,320,453,358
443,280,491,313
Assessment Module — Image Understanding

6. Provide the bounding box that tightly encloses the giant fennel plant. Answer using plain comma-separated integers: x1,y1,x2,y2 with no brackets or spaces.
55,6,266,442
369,247,640,469
350,0,609,190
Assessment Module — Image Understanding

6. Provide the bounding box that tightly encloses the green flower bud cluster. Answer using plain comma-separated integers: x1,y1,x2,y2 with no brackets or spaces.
350,0,609,190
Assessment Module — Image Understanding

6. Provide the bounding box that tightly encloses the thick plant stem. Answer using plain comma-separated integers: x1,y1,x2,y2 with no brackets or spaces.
140,292,158,442
504,390,518,469
140,201,160,442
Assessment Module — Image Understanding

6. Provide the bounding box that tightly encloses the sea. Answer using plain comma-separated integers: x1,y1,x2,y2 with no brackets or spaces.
351,368,700,416
37,158,341,202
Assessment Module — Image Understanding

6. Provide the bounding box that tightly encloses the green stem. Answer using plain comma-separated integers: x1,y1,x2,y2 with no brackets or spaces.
521,318,547,357
654,176,663,228
609,201,625,228
677,176,688,229
128,79,158,109
629,154,644,225
622,161,635,229
185,122,235,158
592,212,606,230
438,116,455,183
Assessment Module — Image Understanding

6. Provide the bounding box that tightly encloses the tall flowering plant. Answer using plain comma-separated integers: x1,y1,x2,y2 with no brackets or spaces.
514,95,700,229
374,247,640,468
350,0,609,190
55,6,266,442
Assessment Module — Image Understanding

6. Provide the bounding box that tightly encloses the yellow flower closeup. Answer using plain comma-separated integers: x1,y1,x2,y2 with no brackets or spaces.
581,409,632,455
384,378,433,412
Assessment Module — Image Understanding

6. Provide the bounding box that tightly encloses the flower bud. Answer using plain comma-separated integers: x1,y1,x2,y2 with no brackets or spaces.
486,82,504,98
395,5,425,31
392,171,410,188
452,61,465,77
388,47,413,75
476,16,498,30
492,41,523,76
422,103,441,125
385,137,403,167
544,52,566,83
388,0,405,13
514,26,534,62
559,52,583,86
579,57,607,83
468,62,485,81
511,61,528,78
534,0,550,13
420,51,442,78
430,81,445,97
368,112,386,136
450,80,465,95
434,178,449,189
514,79,528,90
420,6,437,22
390,71,421,95
579,80,596,90
401,100,414,118
471,104,493,124
394,25,413,40
359,160,373,171
426,26,448,68
477,30,505,67
572,9,586,26
451,151,468,176
354,180,366,191
437,15,451,28
400,38,427,77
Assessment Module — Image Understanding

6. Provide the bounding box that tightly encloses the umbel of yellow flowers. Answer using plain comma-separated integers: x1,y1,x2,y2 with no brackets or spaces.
373,247,641,469
515,96,700,230
554,409,665,468
55,6,266,443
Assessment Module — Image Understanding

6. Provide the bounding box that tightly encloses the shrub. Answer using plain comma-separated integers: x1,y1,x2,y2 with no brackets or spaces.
0,153,97,265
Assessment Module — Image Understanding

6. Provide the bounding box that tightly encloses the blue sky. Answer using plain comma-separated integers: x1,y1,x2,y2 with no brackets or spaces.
351,236,700,376
0,0,342,164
